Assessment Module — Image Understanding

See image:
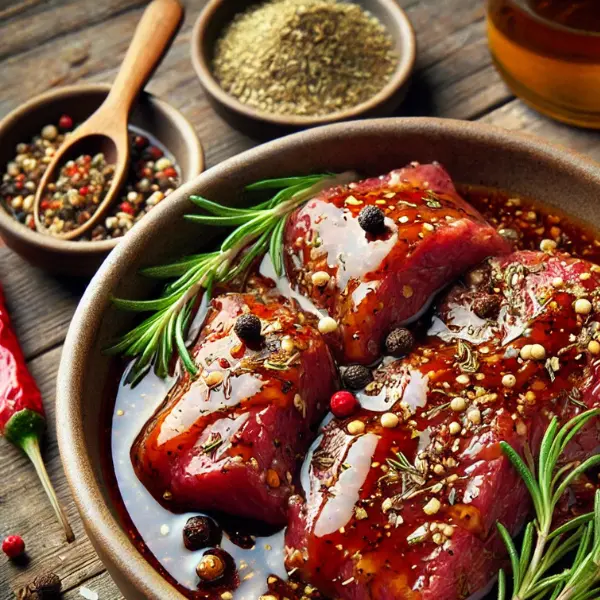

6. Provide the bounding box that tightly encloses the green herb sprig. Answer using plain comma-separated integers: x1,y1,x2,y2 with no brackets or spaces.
106,172,352,384
497,408,600,600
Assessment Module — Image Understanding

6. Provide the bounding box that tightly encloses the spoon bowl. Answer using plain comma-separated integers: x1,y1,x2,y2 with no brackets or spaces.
34,133,125,239
33,0,183,241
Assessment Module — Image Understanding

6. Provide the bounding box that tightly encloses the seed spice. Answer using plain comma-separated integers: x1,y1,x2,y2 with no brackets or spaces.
0,118,181,241
213,0,397,117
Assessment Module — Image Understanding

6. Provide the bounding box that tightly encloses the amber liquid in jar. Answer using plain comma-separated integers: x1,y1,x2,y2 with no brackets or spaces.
487,0,600,128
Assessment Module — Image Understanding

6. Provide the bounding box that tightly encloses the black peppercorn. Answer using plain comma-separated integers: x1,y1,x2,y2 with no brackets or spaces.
385,328,414,357
343,364,373,390
31,572,61,595
183,515,222,551
234,314,262,342
472,294,502,319
358,205,386,234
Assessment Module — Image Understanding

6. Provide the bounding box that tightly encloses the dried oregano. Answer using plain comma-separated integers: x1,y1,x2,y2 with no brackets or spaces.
212,0,397,117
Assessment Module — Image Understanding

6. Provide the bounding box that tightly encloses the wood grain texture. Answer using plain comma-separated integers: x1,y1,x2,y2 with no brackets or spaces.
0,0,598,598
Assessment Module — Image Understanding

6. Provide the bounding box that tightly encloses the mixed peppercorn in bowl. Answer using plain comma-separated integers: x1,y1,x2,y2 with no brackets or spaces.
0,84,203,275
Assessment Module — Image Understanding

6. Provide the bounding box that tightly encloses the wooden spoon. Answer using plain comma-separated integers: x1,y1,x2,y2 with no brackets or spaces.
33,0,183,240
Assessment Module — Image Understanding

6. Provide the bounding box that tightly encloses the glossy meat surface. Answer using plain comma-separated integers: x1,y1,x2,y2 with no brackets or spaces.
131,282,337,525
285,251,600,599
284,163,510,364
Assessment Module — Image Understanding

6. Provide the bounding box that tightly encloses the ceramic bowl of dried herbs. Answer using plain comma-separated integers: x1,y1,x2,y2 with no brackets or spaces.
191,0,416,136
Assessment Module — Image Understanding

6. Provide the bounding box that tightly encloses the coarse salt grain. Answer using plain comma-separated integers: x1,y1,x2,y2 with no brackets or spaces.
79,588,99,600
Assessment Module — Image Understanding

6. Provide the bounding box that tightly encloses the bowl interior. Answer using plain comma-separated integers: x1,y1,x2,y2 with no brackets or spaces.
59,118,600,598
193,0,416,130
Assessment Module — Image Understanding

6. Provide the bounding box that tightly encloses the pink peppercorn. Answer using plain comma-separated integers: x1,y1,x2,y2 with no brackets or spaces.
2,535,25,559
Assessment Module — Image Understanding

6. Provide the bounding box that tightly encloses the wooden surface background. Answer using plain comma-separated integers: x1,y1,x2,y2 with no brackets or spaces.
1,0,600,598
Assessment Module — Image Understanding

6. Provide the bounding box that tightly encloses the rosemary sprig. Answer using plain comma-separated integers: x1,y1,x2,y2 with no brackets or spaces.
497,408,600,600
106,172,353,385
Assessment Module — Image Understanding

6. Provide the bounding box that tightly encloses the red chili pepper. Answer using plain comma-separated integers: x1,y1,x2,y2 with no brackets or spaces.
0,286,74,542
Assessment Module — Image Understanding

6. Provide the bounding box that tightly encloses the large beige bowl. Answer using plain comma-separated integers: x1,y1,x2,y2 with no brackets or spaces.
57,118,600,599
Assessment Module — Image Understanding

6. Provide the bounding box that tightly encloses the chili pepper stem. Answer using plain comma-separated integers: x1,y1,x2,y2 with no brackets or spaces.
21,436,74,543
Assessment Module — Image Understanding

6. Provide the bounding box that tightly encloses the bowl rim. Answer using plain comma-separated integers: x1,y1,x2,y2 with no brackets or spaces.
0,83,204,257
57,117,600,598
190,0,417,127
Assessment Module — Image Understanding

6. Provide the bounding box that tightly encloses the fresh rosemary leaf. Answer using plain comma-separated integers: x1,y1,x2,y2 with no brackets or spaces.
107,172,353,383
141,252,218,279
497,409,600,600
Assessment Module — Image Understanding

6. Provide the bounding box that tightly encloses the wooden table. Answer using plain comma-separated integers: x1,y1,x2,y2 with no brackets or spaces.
1,1,600,598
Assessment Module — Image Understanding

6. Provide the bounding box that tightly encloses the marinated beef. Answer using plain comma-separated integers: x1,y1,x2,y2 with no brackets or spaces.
131,281,337,525
285,251,600,599
284,163,510,365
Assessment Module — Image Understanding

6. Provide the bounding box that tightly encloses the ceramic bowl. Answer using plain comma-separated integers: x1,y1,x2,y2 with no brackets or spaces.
190,0,417,136
0,83,204,276
58,118,600,598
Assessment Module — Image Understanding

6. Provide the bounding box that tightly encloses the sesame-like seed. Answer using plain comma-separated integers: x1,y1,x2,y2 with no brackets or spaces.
443,525,454,537
205,371,224,387
432,533,444,545
540,239,557,252
423,498,441,515
575,299,593,315
380,412,399,428
468,409,481,424
525,391,536,403
281,336,295,354
580,272,592,281
382,498,393,513
530,344,546,360
423,223,434,231
455,374,470,385
221,593,234,600
403,285,414,298
116,409,125,416
449,421,461,435
516,420,528,436
450,397,467,412
433,464,445,475
520,345,533,360
588,340,600,355
347,420,365,435
318,316,338,334
551,277,564,288
345,195,362,206
311,271,331,287
502,374,517,388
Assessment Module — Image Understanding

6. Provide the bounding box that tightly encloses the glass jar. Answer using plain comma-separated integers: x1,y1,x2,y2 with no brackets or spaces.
487,0,600,128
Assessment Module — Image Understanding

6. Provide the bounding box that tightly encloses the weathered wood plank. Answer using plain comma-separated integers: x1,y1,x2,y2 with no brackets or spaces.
62,570,123,600
0,0,145,62
480,99,600,161
0,346,120,600
0,248,84,360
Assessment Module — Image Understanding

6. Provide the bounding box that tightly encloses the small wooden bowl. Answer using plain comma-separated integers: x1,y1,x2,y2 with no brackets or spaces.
0,84,204,276
191,0,417,137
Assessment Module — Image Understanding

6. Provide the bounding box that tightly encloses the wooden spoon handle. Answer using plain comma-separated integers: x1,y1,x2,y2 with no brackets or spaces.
104,0,183,116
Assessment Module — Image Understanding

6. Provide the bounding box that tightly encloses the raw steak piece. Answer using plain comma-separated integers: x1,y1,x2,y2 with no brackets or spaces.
284,163,510,365
285,251,600,599
131,279,337,525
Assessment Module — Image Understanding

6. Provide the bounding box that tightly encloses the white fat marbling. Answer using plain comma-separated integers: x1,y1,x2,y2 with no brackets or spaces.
314,433,379,537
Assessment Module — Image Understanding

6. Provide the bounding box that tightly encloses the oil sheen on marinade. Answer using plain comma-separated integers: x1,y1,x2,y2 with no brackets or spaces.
108,185,600,599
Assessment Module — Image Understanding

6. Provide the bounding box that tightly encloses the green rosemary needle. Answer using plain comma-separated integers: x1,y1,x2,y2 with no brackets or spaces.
497,408,600,600
106,171,354,384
